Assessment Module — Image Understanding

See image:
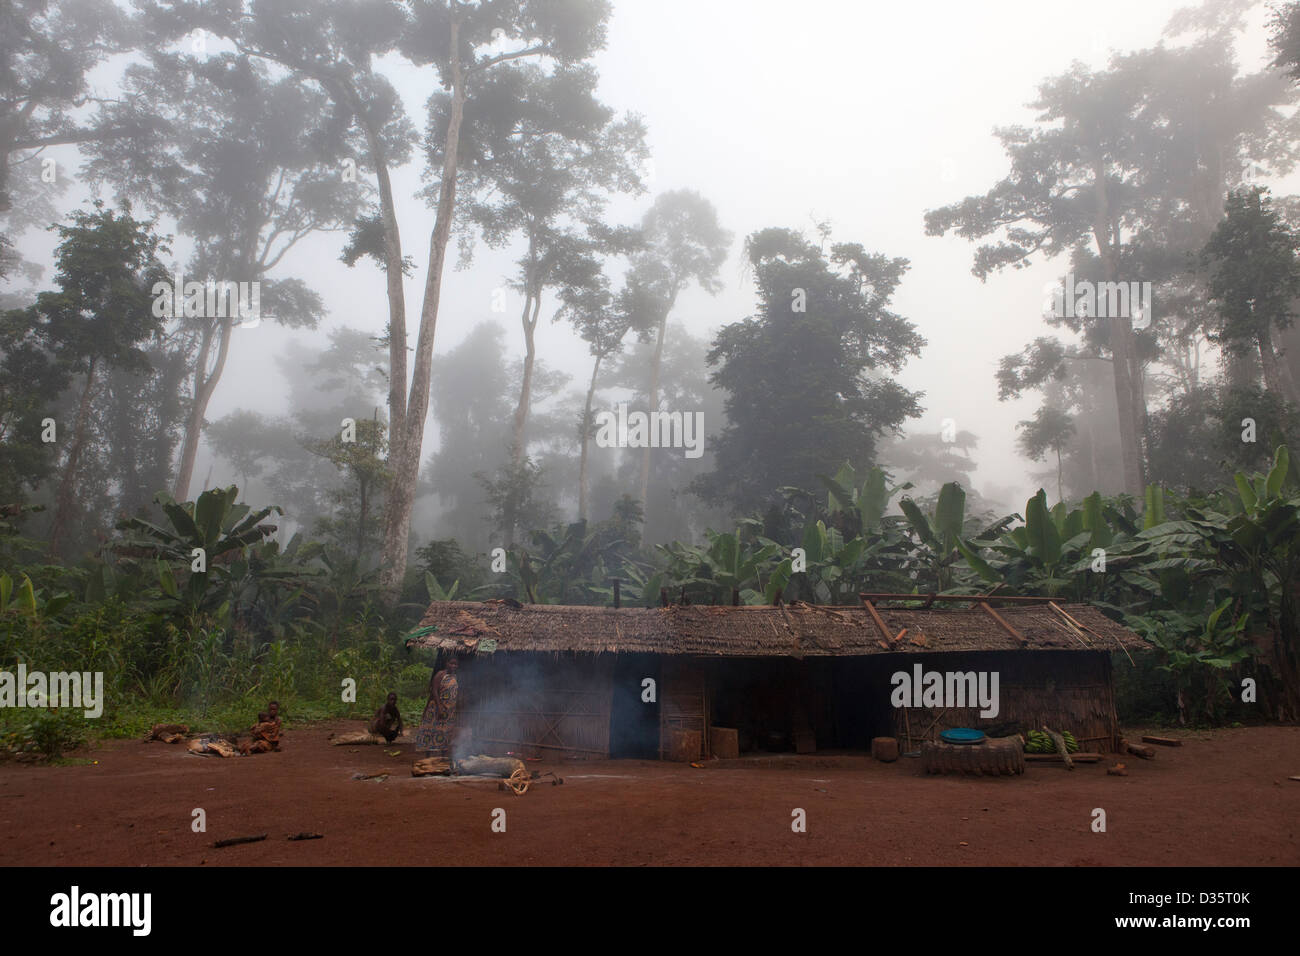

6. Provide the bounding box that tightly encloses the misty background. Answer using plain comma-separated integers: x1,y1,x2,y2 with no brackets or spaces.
5,0,1300,567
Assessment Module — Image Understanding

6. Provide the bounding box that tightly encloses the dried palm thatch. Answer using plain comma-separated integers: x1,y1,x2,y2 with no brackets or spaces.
412,600,1146,658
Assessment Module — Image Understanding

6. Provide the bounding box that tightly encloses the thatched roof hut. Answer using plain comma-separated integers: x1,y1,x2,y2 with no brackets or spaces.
408,598,1148,761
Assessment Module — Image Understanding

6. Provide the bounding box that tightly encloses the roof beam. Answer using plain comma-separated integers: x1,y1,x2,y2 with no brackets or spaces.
859,592,1060,605
861,597,907,644
977,601,1029,646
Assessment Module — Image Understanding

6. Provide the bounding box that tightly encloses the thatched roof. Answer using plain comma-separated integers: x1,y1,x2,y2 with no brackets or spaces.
410,599,1148,659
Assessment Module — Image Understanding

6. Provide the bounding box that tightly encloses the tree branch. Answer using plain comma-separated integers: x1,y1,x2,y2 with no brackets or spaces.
468,45,551,74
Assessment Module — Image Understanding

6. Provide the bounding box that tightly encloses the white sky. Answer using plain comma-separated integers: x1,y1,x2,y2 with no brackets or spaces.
12,0,1289,519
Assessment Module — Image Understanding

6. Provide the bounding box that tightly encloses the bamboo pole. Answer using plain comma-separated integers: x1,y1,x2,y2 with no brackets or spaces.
1047,601,1093,650
1051,600,1135,666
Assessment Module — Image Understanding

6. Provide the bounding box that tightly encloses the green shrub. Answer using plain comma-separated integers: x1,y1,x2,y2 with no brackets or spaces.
0,709,88,761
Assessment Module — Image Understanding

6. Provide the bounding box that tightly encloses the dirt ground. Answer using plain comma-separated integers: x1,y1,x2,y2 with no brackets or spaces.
1,722,1296,866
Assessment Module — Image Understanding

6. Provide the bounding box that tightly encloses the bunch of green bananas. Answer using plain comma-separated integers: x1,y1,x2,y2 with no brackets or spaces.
1024,730,1079,754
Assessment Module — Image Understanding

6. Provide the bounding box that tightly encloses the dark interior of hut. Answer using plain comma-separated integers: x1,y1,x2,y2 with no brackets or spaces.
609,653,660,758
703,657,898,754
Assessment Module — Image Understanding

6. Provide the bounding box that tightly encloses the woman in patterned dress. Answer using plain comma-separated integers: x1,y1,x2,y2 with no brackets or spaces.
415,654,460,757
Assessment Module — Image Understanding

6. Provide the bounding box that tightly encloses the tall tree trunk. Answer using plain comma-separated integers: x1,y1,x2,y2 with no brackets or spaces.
1130,340,1147,449
1223,347,1258,390
378,11,466,599
1083,406,1100,493
1107,314,1145,496
1056,446,1064,505
370,125,408,455
356,478,368,566
173,230,258,503
579,352,603,524
1280,319,1300,393
501,295,541,548
1258,324,1300,405
1092,163,1144,496
49,356,98,556
637,294,677,521
511,292,541,466
173,316,234,501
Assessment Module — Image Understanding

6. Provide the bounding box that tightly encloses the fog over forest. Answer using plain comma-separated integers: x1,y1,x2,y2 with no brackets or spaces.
5,0,1300,624
196,0,1297,541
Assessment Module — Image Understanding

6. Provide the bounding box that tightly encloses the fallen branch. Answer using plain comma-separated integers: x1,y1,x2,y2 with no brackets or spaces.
331,732,385,746
1044,726,1073,770
1024,752,1102,763
213,834,267,849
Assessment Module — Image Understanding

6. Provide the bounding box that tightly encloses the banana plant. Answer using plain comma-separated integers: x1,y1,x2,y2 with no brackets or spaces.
1138,448,1299,604
0,571,74,623
817,462,910,537
1091,446,1300,717
955,488,1142,606
897,482,979,592
783,518,874,603
618,561,664,608
1133,599,1254,724
705,525,782,604
425,572,460,602
114,485,283,613
231,534,330,640
502,548,541,604
656,524,783,605
491,520,629,605
516,521,629,605
1192,447,1300,713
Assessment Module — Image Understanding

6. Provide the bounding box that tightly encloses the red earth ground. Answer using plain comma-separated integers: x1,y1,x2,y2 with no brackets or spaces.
1,722,1295,866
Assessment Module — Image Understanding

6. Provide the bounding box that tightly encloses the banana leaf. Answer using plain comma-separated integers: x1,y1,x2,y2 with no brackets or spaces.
934,482,966,550
899,498,936,548
956,538,1000,583
1025,490,1060,566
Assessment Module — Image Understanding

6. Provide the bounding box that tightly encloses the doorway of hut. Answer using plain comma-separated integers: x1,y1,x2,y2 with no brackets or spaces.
609,653,660,758
704,656,897,754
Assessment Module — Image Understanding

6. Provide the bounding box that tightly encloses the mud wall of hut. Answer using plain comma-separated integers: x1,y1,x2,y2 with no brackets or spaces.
886,650,1121,752
456,653,614,759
